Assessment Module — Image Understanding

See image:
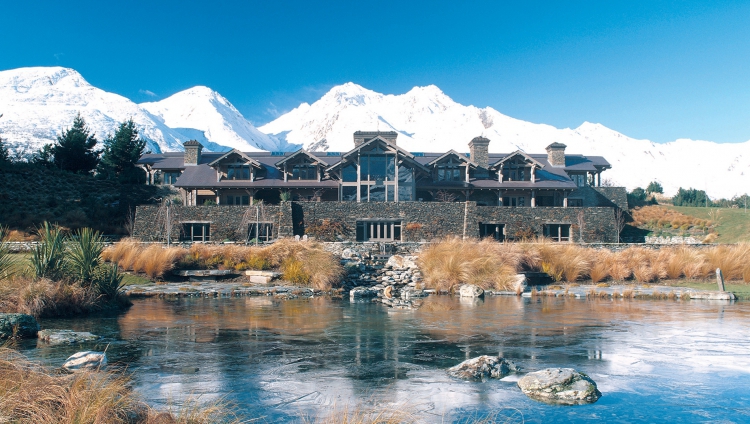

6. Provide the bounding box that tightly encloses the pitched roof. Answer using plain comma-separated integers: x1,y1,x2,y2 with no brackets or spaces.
427,150,478,167
490,150,543,169
207,149,262,168
274,149,328,167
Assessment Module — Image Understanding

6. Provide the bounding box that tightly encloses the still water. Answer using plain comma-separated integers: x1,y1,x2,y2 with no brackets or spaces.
20,296,750,423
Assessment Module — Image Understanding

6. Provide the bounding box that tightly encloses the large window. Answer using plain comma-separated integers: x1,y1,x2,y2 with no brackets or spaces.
292,164,317,180
181,223,210,242
480,223,505,241
543,224,571,242
356,220,402,242
157,171,181,185
502,196,526,207
248,223,274,242
568,198,583,207
227,165,251,180
570,174,587,187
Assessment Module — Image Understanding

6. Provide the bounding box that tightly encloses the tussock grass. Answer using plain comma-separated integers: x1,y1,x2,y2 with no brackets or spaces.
102,238,344,290
417,237,522,291
0,348,239,424
418,239,750,287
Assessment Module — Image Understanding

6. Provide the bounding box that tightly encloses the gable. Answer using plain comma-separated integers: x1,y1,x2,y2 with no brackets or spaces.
207,149,262,168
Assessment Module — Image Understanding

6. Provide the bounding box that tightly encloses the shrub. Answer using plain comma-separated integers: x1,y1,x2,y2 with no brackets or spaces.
281,257,310,285
304,219,349,242
65,227,104,285
92,263,125,299
0,226,16,279
30,222,66,280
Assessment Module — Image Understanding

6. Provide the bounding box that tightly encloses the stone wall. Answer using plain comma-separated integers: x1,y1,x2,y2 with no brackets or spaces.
133,201,619,243
133,204,288,242
593,187,629,210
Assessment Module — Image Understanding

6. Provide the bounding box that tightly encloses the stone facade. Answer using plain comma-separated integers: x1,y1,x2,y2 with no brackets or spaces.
468,136,490,169
568,186,628,210
545,143,567,167
134,201,619,243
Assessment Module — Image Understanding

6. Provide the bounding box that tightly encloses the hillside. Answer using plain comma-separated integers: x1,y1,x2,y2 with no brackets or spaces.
665,206,750,244
0,163,160,234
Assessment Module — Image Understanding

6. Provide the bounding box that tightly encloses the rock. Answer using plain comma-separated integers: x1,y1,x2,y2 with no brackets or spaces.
62,351,108,371
448,355,521,380
459,284,484,298
517,368,601,405
513,274,528,293
349,287,379,301
0,313,40,339
386,255,418,270
401,289,427,300
38,329,100,345
341,248,360,259
383,285,394,298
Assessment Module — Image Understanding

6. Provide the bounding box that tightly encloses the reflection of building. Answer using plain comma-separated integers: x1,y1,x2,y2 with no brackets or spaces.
134,132,627,243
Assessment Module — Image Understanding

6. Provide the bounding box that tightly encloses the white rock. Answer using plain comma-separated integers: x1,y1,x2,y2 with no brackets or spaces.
62,351,107,371
517,368,601,405
459,284,485,298
448,355,521,380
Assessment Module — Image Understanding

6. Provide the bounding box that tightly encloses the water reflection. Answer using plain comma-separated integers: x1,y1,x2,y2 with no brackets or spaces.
24,296,750,423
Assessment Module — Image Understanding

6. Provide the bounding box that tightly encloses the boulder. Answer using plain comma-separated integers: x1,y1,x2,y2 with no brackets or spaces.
38,329,100,345
349,287,379,301
386,255,418,270
401,289,427,300
517,368,601,405
0,313,40,339
62,351,108,371
513,274,528,293
341,248,361,259
459,284,484,298
448,355,521,380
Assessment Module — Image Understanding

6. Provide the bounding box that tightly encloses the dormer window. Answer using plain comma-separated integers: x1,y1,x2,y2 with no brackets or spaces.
292,164,317,180
227,165,251,180
436,158,463,182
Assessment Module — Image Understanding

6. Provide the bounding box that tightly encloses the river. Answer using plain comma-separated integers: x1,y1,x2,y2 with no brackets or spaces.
19,296,750,423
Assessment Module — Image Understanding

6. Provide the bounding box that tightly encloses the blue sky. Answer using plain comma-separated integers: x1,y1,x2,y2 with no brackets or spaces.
2,0,749,143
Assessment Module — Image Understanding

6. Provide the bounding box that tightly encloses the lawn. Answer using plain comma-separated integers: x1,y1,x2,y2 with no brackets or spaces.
666,206,750,243
666,280,750,300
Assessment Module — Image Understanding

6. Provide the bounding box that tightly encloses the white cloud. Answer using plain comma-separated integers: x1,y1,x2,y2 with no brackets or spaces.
139,89,157,97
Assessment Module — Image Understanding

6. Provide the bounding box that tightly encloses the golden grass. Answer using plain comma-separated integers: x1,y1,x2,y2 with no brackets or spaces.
417,237,521,291
632,205,712,230
0,348,239,424
102,238,344,290
419,239,750,287
0,276,104,317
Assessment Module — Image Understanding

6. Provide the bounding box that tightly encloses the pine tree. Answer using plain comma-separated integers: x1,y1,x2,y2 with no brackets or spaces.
98,119,147,183
0,135,9,163
52,113,99,173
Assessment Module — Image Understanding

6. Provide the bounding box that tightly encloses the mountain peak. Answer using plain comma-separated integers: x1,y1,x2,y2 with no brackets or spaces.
0,66,90,92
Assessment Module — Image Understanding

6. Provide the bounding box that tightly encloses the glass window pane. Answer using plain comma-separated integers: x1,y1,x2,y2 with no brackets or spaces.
360,185,368,202
386,156,395,180
342,186,357,201
387,185,394,202
370,156,386,180
398,166,412,183
369,185,385,202
398,185,412,202
343,164,357,182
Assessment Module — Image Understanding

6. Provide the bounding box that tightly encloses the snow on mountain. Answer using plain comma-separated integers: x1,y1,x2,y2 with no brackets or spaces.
140,86,298,152
259,83,750,198
0,67,188,155
0,66,294,156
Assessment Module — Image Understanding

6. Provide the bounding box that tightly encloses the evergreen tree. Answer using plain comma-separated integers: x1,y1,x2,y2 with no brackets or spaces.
672,187,711,207
52,113,99,173
646,181,663,194
33,144,54,167
98,119,147,183
0,135,9,163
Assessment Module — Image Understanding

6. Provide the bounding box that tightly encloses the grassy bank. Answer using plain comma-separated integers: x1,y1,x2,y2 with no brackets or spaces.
0,225,131,318
419,238,750,291
103,238,344,290
666,206,750,243
0,348,238,424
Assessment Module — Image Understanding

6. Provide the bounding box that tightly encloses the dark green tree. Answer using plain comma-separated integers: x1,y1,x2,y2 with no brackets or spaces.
0,135,9,163
52,113,99,173
33,144,54,167
97,119,147,183
672,187,711,207
646,181,663,194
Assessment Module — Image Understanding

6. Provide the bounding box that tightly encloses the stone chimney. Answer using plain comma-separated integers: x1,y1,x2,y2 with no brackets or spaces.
545,142,567,167
183,140,203,166
468,136,490,169
353,131,398,147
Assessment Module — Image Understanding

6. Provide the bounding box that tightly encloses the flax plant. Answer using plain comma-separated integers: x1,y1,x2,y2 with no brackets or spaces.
30,222,66,280
65,227,104,285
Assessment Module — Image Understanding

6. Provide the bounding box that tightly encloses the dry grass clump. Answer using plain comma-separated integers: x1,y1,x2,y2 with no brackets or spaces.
418,237,522,291
589,250,612,283
0,276,102,317
133,245,186,279
102,238,144,271
0,348,239,424
702,244,750,280
632,206,712,231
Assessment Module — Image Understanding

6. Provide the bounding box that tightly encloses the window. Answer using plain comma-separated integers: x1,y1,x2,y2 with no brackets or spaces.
436,158,462,182
571,174,587,187
356,220,402,242
181,223,210,242
227,165,251,180
248,223,274,242
226,195,250,206
502,196,526,207
342,164,357,182
160,171,181,185
543,224,571,242
480,223,505,241
342,186,357,201
568,198,583,207
292,164,317,180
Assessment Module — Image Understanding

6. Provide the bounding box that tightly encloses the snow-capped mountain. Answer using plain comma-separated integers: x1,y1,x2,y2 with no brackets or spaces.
260,83,750,198
140,86,297,152
0,67,288,155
